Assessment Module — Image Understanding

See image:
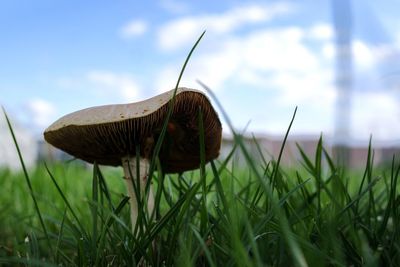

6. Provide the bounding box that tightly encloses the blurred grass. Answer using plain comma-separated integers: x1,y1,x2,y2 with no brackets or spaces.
1,133,400,266
0,162,124,246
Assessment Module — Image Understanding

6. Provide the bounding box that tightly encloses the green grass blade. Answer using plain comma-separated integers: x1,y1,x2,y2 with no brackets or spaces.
315,136,323,225
198,108,209,234
96,163,114,211
54,208,67,263
378,155,399,237
296,143,315,174
27,231,40,261
190,225,217,267
91,162,99,260
148,30,205,178
210,160,230,218
0,257,59,267
336,177,381,218
198,82,308,267
2,108,54,257
44,163,88,239
164,182,202,265
271,107,298,191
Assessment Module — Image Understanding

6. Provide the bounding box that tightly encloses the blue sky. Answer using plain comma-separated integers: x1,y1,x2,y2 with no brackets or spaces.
1,0,400,144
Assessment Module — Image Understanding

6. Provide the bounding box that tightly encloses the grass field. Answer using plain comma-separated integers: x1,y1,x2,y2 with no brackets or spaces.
1,113,400,266
1,33,400,266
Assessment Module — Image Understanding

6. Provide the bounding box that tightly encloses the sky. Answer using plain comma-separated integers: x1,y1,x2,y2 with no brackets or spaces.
1,0,400,146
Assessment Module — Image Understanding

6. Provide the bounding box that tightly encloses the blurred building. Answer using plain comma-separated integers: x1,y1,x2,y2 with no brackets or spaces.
221,135,400,169
37,139,72,163
0,113,37,170
35,131,400,169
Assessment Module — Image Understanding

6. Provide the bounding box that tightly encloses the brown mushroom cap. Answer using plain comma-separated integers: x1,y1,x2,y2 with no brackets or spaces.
44,87,222,173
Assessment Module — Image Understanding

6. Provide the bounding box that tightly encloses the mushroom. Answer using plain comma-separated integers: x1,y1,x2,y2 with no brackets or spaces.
44,87,222,231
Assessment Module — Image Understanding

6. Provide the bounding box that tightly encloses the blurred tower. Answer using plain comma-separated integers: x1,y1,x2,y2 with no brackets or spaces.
332,0,353,165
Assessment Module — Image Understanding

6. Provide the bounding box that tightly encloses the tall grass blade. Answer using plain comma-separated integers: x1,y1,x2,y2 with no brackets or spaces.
91,162,99,259
165,182,202,265
378,155,399,237
2,108,54,257
96,163,114,211
336,177,381,218
54,208,67,263
198,108,209,234
271,107,298,192
198,82,308,267
148,30,205,179
44,163,88,239
190,225,217,267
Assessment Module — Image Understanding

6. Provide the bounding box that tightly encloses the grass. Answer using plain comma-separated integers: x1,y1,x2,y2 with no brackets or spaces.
2,114,400,267
1,33,400,266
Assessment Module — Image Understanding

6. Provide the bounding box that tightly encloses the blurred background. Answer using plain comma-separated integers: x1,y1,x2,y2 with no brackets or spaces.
1,0,400,168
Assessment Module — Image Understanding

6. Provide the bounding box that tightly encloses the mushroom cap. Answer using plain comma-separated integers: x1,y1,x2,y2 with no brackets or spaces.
44,87,222,173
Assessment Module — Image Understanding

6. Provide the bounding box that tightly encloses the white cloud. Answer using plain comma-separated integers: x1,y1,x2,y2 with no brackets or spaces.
308,23,333,40
352,40,375,69
157,2,294,51
241,27,318,72
87,70,141,101
159,0,190,14
352,92,400,140
394,31,400,49
154,36,242,92
154,23,338,137
155,26,323,95
323,39,395,70
119,20,148,39
268,71,336,107
25,98,56,129
322,43,334,59
154,6,399,140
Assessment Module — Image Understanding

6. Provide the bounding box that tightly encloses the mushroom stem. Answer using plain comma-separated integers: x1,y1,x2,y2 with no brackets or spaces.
122,156,155,232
